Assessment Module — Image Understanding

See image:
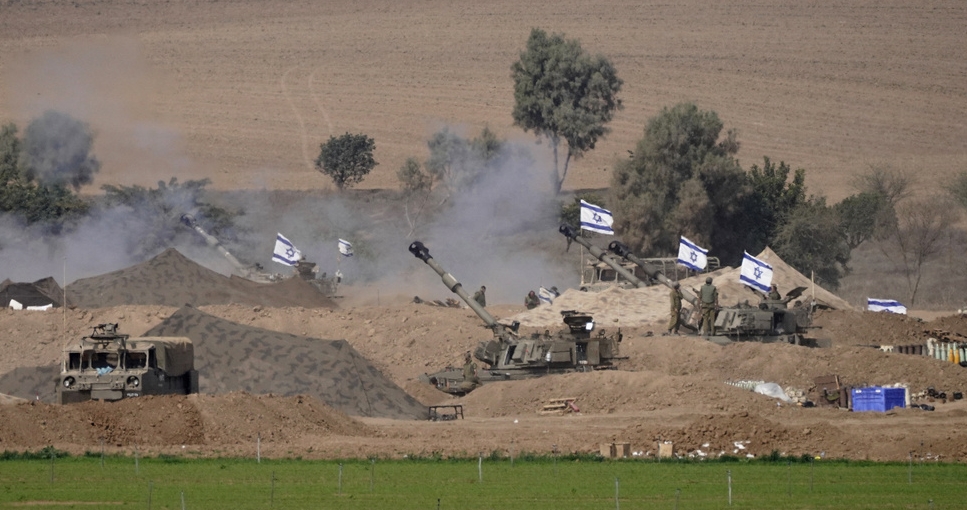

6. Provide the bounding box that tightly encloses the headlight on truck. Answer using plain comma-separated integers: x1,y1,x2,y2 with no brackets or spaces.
126,376,140,387
63,376,75,388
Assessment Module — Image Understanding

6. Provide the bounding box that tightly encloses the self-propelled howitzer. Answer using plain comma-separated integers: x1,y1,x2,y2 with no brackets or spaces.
558,224,648,288
606,238,819,347
408,241,622,395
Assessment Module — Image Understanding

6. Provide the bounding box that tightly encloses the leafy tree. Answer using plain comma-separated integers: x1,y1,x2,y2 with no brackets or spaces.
397,157,432,193
0,121,88,226
835,191,887,250
20,110,100,190
315,133,377,190
559,192,606,228
424,126,505,197
511,28,623,193
99,177,237,258
774,198,850,288
609,102,747,264
743,157,807,253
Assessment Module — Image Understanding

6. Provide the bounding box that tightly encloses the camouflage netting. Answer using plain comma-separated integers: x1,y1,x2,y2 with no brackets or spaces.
0,277,71,308
143,306,427,420
66,248,336,309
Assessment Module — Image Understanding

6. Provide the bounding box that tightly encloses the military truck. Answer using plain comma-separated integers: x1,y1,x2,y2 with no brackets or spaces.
57,323,199,404
408,241,622,395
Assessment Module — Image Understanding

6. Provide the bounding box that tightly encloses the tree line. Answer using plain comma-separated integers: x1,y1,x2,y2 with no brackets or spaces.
4,28,963,304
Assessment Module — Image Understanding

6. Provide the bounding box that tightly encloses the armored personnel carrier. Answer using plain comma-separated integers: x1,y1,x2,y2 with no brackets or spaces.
559,224,820,347
408,241,622,395
57,323,199,404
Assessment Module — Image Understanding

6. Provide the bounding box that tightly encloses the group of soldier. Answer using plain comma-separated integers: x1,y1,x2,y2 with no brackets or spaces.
668,276,720,336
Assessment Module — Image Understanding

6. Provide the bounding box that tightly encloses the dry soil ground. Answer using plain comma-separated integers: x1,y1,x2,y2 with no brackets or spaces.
1,0,967,463
2,294,967,462
1,0,965,200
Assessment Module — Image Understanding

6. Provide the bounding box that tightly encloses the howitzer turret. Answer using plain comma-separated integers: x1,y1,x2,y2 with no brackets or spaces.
558,224,648,288
409,240,623,395
603,233,820,347
180,214,260,279
608,240,699,307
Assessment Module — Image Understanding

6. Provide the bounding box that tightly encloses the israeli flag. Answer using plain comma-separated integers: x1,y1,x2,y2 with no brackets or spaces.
739,251,773,293
867,298,907,314
580,200,614,235
272,233,302,266
677,236,708,271
338,239,354,257
538,287,555,305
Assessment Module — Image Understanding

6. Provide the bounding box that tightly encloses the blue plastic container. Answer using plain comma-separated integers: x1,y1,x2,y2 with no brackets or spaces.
851,387,905,412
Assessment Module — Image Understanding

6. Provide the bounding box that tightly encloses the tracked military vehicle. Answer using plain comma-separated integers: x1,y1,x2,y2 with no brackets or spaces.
408,241,622,395
559,224,820,347
57,323,199,404
181,213,338,296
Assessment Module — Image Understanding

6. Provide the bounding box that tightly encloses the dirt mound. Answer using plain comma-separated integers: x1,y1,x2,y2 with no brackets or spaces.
814,310,967,347
621,410,848,459
0,392,372,450
143,306,427,420
66,248,335,309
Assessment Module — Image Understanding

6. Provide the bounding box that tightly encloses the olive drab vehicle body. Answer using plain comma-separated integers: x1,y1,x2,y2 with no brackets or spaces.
57,323,199,404
559,224,822,347
408,241,622,396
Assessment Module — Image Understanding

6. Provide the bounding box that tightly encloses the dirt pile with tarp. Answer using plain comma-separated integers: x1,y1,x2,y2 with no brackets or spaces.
66,248,335,309
510,247,852,329
0,277,71,309
143,306,427,420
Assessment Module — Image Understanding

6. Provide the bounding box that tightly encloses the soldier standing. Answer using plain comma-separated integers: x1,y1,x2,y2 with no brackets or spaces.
768,284,781,301
461,352,480,391
699,277,718,335
524,290,540,309
667,282,683,335
472,285,487,307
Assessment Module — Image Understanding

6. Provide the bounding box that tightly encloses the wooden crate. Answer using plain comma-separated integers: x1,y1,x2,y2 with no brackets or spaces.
540,397,579,415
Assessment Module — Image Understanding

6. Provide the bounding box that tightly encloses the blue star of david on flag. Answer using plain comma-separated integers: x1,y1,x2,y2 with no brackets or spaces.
739,251,773,293
579,200,614,235
272,233,303,267
677,236,708,271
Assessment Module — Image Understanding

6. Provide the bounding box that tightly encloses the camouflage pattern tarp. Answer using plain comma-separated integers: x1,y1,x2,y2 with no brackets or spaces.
66,248,335,309
143,306,427,420
0,277,71,308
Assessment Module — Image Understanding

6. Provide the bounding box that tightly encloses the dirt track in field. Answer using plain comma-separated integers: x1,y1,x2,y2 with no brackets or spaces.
1,0,964,200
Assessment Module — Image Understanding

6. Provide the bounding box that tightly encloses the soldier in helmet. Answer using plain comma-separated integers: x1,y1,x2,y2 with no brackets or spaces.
460,351,480,392
524,290,540,309
699,276,718,335
667,282,683,335
473,286,487,307
768,284,781,301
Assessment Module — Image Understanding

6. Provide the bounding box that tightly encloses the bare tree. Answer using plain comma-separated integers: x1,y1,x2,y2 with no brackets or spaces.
851,164,913,208
879,195,957,304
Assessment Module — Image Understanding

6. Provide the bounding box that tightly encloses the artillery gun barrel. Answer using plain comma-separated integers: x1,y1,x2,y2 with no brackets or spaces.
180,214,251,275
408,241,502,331
608,240,699,307
558,224,648,288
